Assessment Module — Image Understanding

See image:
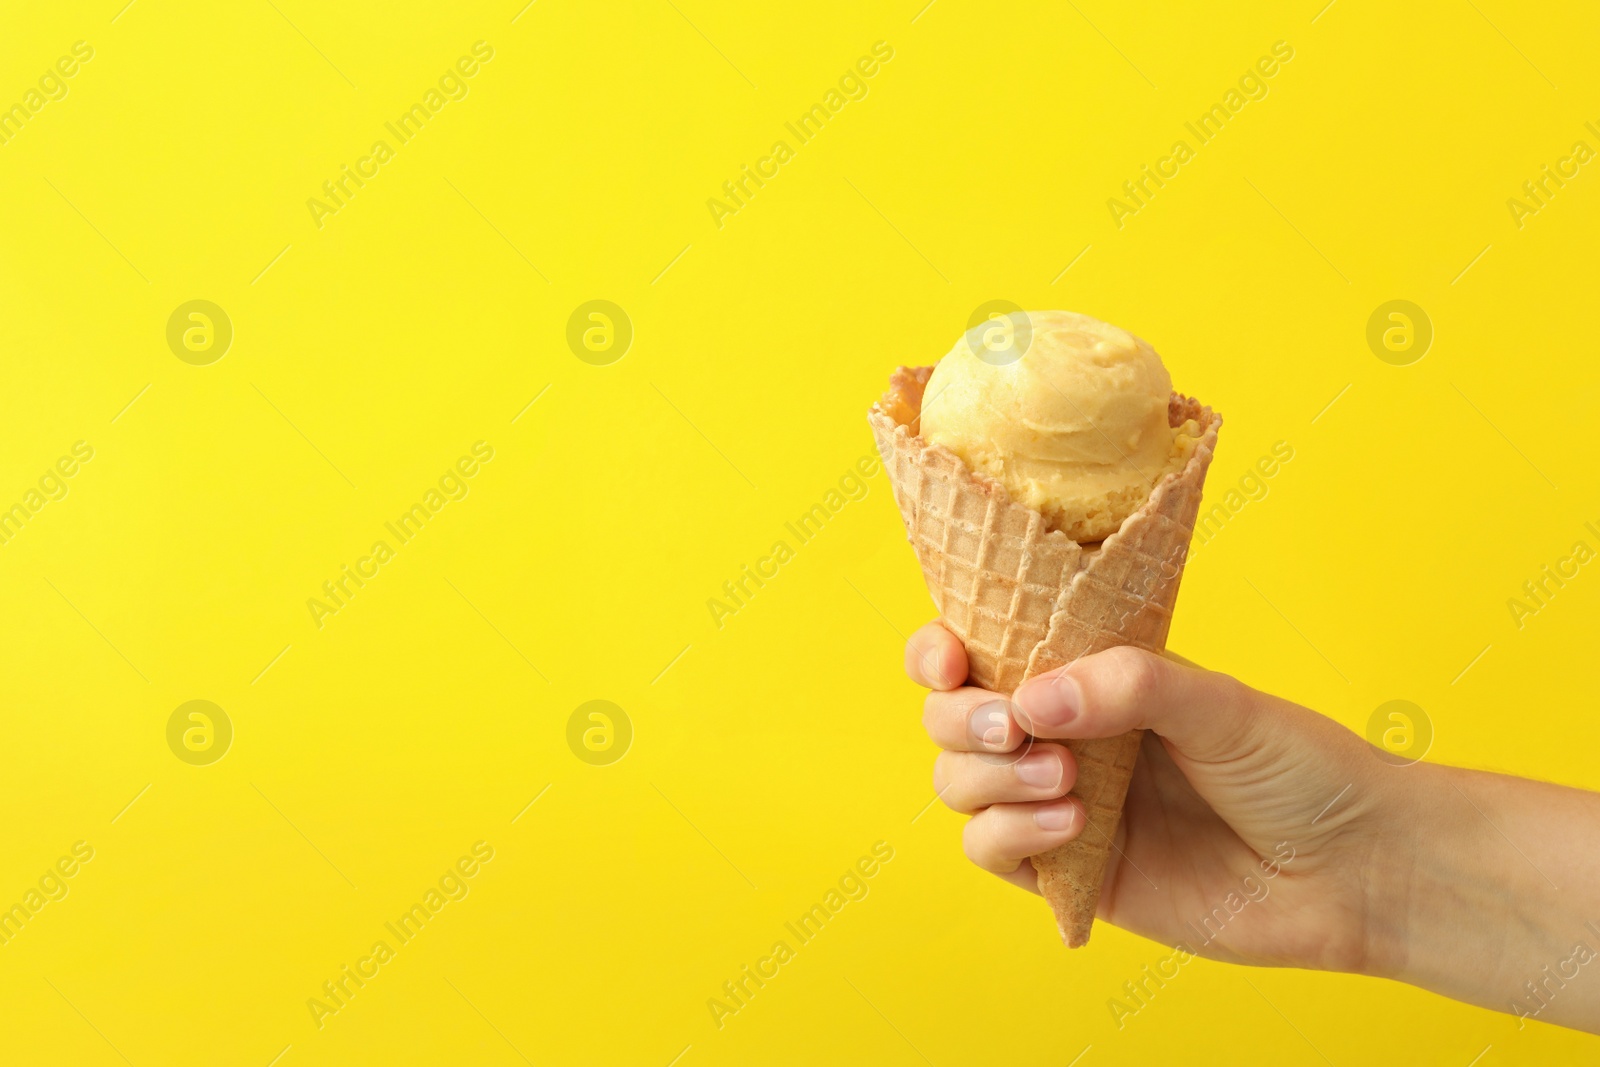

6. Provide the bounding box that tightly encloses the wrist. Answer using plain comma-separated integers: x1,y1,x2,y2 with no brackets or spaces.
1347,753,1600,1030
1359,762,1556,994
1353,759,1472,983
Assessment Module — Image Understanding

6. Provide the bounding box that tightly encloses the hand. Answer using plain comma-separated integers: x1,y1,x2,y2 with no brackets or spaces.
905,619,1398,972
907,620,1600,1032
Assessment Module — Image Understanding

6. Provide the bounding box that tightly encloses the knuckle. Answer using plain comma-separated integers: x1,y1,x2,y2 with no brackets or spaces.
934,755,979,812
960,817,992,868
962,811,1018,873
920,692,942,736
1099,644,1164,707
933,753,971,813
923,689,976,746
1211,671,1266,748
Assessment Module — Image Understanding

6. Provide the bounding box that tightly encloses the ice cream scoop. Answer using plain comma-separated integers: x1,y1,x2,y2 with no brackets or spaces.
920,310,1197,542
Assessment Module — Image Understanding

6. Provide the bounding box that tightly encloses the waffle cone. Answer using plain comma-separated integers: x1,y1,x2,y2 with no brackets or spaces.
869,365,1221,947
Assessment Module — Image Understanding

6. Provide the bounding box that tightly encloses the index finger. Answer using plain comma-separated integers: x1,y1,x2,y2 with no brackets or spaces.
905,620,967,691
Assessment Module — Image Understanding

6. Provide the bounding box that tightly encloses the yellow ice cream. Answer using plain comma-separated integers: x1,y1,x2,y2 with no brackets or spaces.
920,310,1198,543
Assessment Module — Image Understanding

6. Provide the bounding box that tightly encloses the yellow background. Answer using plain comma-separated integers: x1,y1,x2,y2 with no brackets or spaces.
3,0,1598,1063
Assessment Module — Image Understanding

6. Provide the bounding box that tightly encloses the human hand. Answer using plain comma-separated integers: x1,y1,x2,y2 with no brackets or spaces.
906,619,1401,973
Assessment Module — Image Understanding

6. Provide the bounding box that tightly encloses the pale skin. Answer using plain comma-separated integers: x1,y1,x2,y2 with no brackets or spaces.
906,620,1600,1034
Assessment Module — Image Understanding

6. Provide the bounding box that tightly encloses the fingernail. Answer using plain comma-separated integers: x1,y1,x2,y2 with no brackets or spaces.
1015,673,1082,730
1015,750,1062,789
1033,801,1077,832
968,701,1012,749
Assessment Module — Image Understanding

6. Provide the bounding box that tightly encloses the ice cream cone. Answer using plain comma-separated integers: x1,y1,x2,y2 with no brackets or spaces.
869,364,1221,947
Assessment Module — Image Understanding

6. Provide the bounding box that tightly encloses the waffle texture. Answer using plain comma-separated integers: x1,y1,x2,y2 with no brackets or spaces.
869,364,1221,946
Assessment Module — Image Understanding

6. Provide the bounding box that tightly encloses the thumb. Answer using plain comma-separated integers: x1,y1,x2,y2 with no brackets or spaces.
1012,646,1269,763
